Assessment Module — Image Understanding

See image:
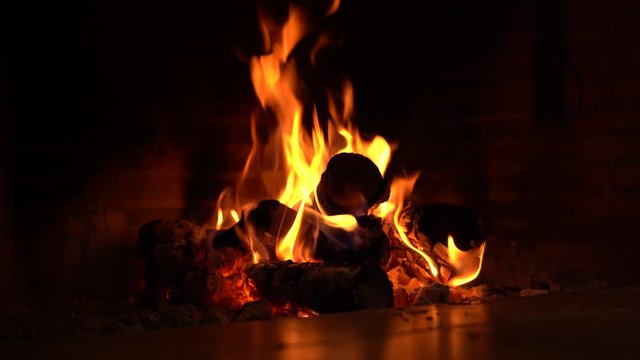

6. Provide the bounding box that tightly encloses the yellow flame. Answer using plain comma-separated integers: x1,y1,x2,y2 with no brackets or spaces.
211,0,486,288
276,201,304,261
230,210,240,223
381,174,439,277
321,214,358,231
213,1,393,262
215,208,223,230
447,235,486,287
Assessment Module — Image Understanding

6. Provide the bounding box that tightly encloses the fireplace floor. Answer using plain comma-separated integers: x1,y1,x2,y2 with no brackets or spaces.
2,288,638,359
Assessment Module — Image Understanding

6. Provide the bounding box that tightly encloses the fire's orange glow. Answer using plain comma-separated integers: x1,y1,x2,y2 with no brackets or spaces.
447,235,486,287
214,2,392,262
375,177,486,287
213,0,485,292
377,175,439,277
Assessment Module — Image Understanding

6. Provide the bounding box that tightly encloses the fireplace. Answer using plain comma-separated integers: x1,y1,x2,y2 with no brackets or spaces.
2,0,640,356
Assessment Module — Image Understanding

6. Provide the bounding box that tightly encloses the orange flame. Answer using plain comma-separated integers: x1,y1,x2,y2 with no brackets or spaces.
375,176,486,287
213,0,485,288
214,1,392,262
447,235,486,287
376,174,439,277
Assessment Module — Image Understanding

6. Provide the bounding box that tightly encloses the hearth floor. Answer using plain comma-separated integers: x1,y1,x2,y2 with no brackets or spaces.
2,288,639,359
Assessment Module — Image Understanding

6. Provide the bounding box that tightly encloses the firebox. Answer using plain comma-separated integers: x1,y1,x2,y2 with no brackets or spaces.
2,0,640,358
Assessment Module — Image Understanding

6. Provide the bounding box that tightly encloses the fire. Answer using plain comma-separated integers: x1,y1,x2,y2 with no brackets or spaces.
376,174,439,277
375,176,486,287
214,1,391,262
447,235,486,287
213,0,484,292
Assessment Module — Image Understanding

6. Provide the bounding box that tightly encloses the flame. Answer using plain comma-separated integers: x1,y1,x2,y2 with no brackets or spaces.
377,175,439,277
447,235,486,287
214,1,392,263
326,0,341,16
212,0,485,291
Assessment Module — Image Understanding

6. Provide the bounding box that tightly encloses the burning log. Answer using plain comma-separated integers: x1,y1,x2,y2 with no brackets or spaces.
316,153,389,216
246,261,393,313
314,215,390,264
212,200,310,261
137,219,252,308
221,200,388,264
383,203,486,286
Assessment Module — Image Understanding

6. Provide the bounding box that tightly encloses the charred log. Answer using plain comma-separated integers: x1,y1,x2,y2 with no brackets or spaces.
316,153,389,216
211,200,311,261
314,215,390,264
246,261,393,313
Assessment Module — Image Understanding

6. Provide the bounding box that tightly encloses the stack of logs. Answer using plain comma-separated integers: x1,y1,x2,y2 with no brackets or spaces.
137,153,486,313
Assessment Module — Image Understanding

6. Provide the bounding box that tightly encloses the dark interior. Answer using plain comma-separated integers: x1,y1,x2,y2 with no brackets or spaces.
3,0,639,305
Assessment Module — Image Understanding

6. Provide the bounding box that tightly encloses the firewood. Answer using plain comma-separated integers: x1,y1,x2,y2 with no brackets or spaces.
314,215,390,264
213,200,315,261
246,261,393,313
316,153,389,215
218,201,389,264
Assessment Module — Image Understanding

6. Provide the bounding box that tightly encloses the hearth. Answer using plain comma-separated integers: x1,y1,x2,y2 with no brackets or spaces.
131,0,489,316
4,0,640,357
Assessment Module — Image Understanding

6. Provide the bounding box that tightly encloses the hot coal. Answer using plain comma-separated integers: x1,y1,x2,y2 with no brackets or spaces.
212,200,312,261
226,200,389,264
403,203,485,251
316,153,389,216
246,261,393,313
314,215,390,264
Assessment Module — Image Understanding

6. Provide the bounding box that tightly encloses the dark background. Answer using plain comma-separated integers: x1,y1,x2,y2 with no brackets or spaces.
2,0,640,297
